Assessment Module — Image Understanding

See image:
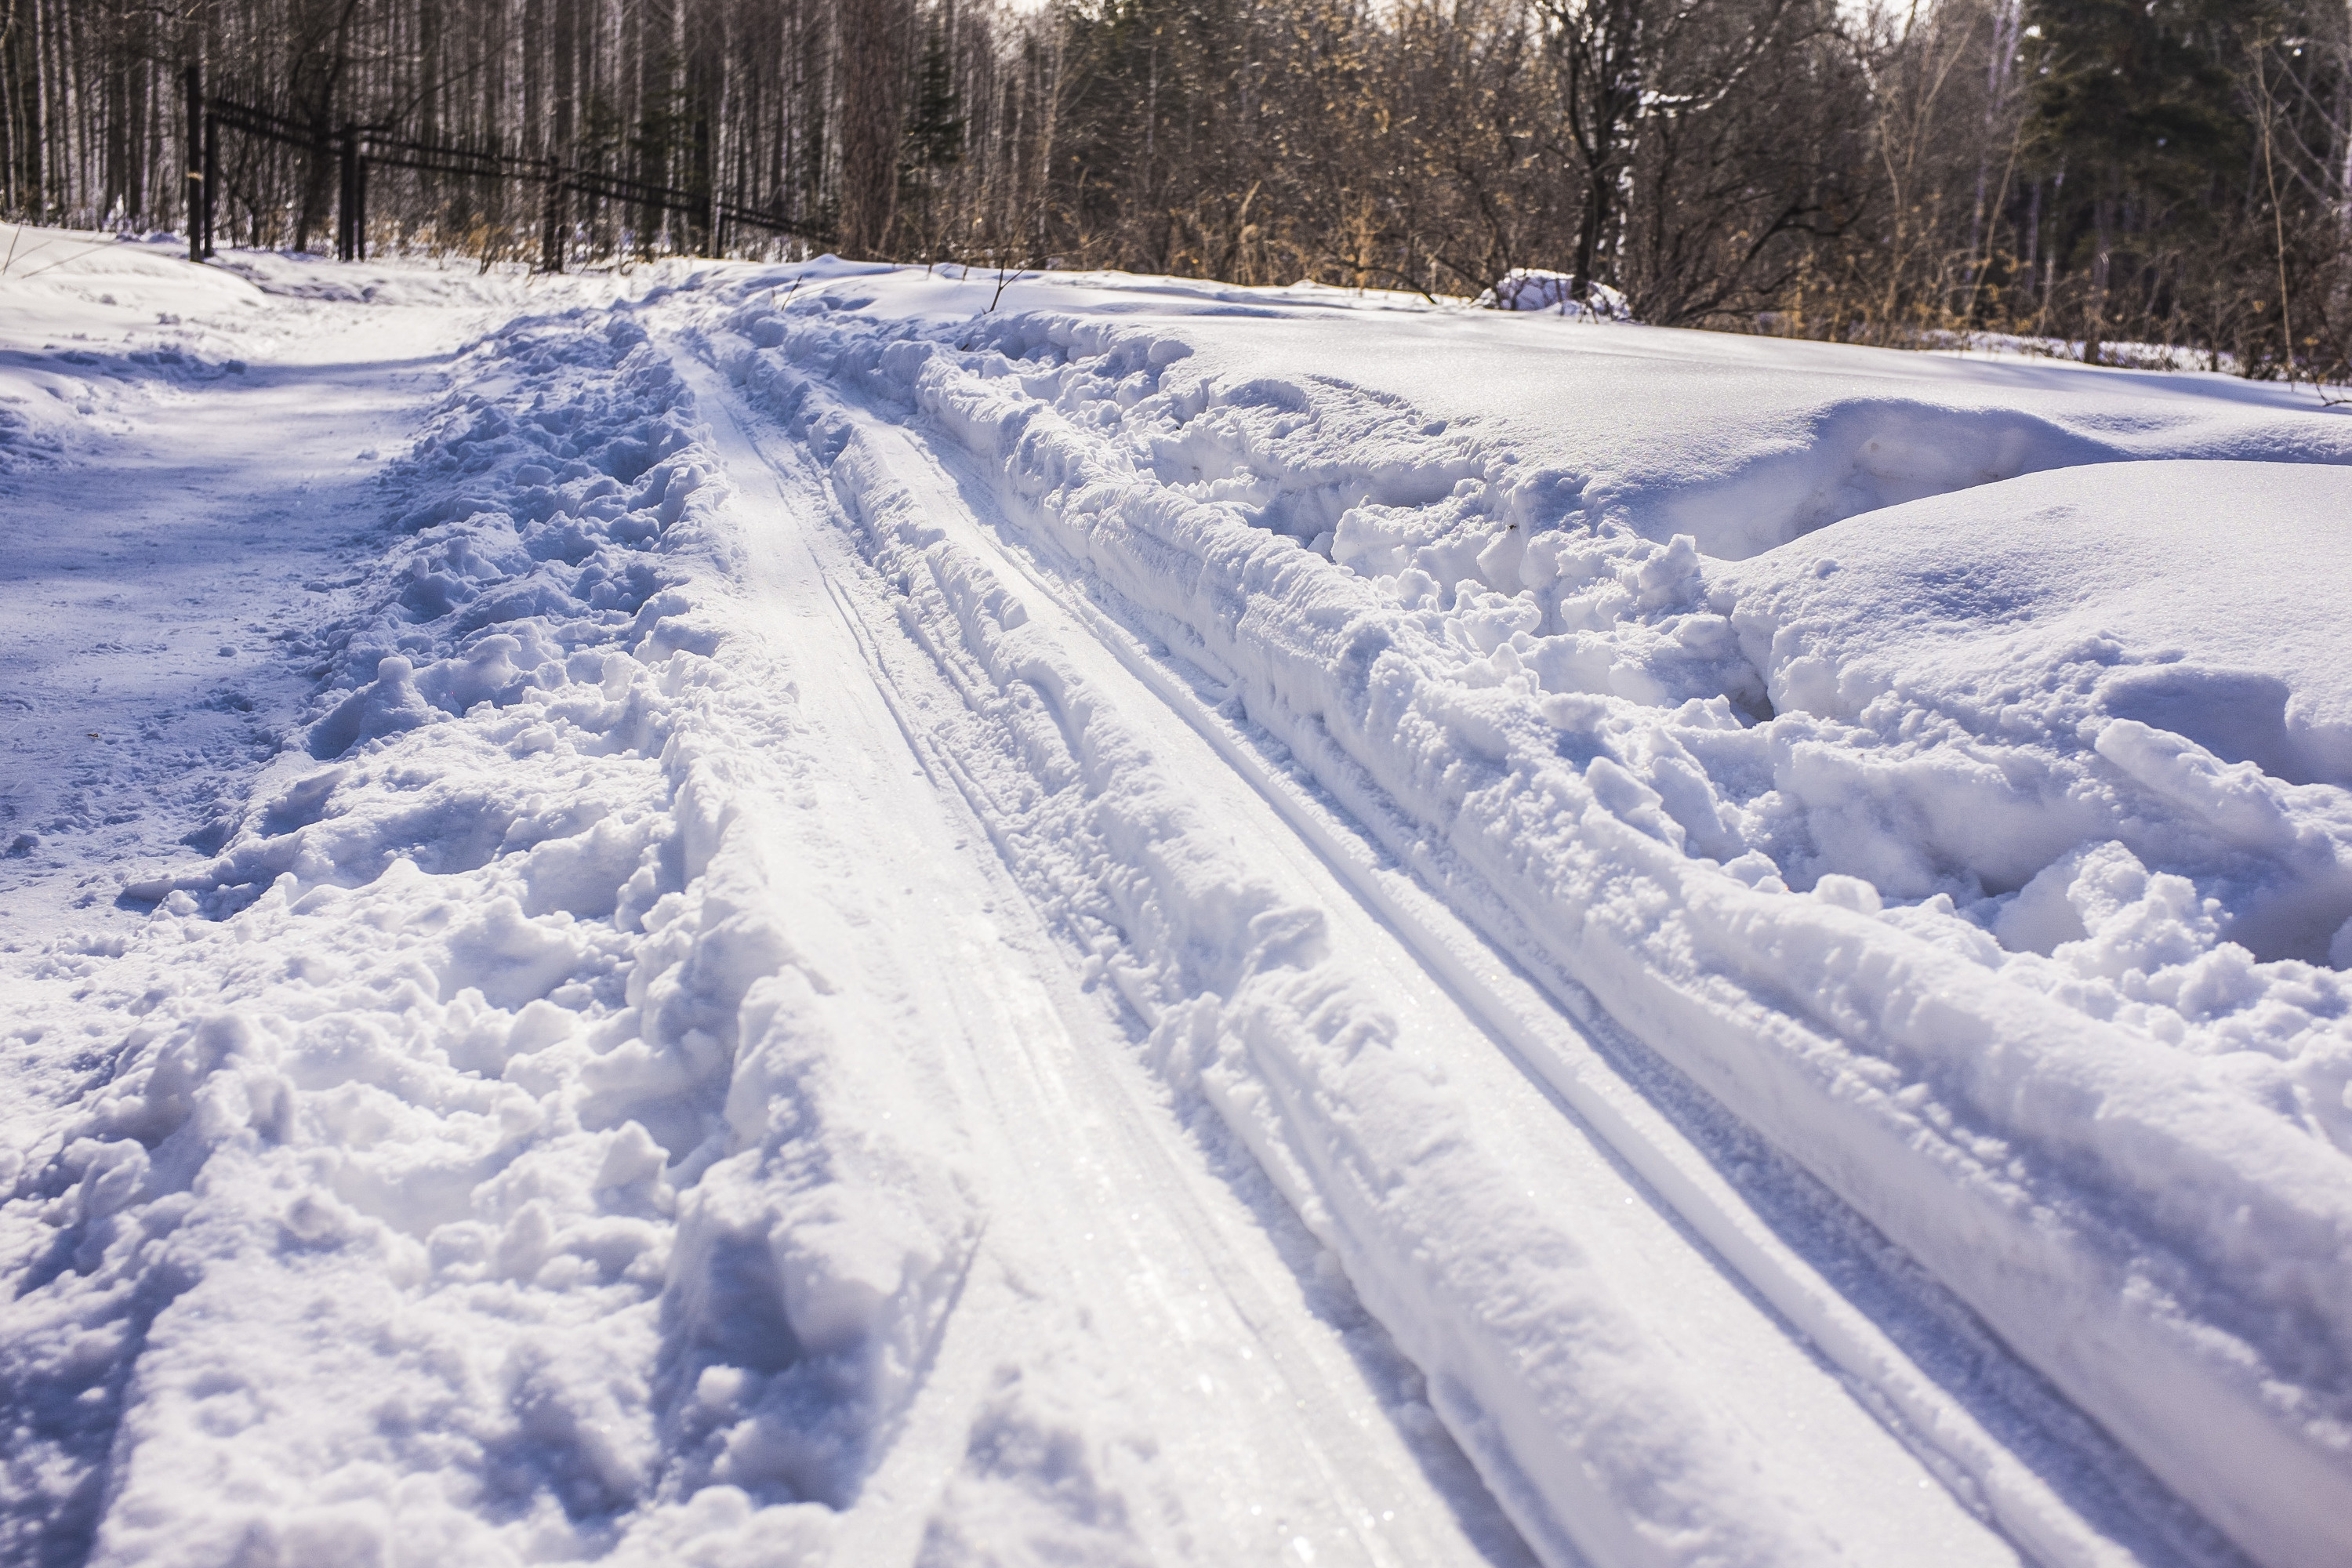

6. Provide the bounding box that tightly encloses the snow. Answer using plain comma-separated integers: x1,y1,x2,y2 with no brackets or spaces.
1473,270,1632,320
0,229,624,950
4,241,2350,1568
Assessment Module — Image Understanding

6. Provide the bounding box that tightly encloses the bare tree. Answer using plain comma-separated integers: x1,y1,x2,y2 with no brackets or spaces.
0,0,2340,382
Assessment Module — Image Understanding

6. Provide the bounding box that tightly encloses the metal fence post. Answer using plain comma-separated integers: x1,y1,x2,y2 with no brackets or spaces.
184,64,203,263
201,114,217,257
541,158,565,274
337,125,358,260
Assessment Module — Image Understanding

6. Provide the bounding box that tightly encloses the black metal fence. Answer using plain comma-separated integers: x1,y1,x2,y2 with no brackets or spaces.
180,65,831,270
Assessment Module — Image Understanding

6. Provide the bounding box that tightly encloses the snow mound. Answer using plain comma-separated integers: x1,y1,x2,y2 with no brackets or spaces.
1722,457,2352,821
1095,301,2352,562
1475,269,1632,320
1715,456,2352,1139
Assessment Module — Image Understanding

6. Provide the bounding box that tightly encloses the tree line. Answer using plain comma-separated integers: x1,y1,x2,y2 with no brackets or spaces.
4,0,2349,379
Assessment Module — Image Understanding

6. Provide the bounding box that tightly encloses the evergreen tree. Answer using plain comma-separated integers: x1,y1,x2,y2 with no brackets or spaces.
905,13,965,179
2024,0,2252,358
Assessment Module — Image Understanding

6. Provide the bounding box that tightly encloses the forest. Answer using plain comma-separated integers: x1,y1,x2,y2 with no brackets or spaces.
4,0,2350,379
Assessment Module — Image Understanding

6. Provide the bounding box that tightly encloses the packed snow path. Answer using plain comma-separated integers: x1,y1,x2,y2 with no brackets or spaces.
3,244,2349,1568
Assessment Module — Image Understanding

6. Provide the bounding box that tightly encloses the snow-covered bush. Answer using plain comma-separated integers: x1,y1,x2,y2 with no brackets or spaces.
1475,268,1632,320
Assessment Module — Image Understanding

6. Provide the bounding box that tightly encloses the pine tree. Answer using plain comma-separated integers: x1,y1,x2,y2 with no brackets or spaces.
2024,0,2252,359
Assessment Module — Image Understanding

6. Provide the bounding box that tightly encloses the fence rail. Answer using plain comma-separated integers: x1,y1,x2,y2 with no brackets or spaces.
182,65,833,270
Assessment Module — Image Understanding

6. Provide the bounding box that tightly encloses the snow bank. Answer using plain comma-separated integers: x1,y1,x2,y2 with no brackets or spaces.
0,300,971,1563
0,234,668,980
0,234,270,474
701,262,2352,1568
1719,459,2352,923
1107,295,2352,561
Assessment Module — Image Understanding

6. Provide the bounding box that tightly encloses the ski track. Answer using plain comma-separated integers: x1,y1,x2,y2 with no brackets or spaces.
687,343,2039,1568
696,266,2349,1568
702,341,2236,1568
688,357,1545,1568
672,312,2261,1568
2,245,2343,1567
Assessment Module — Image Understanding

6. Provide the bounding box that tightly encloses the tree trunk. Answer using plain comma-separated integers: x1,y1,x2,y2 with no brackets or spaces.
837,0,909,260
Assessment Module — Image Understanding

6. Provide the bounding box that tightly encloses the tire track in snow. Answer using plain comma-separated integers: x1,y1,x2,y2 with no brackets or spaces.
679,329,2039,1568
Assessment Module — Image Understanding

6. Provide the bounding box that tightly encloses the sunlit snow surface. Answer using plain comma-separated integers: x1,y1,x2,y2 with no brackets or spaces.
3,244,2349,1568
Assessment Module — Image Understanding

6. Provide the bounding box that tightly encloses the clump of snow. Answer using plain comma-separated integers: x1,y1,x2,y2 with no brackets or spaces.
1475,269,1632,320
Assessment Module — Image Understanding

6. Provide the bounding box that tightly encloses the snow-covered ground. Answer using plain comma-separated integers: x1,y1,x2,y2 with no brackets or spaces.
3,240,2348,1568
